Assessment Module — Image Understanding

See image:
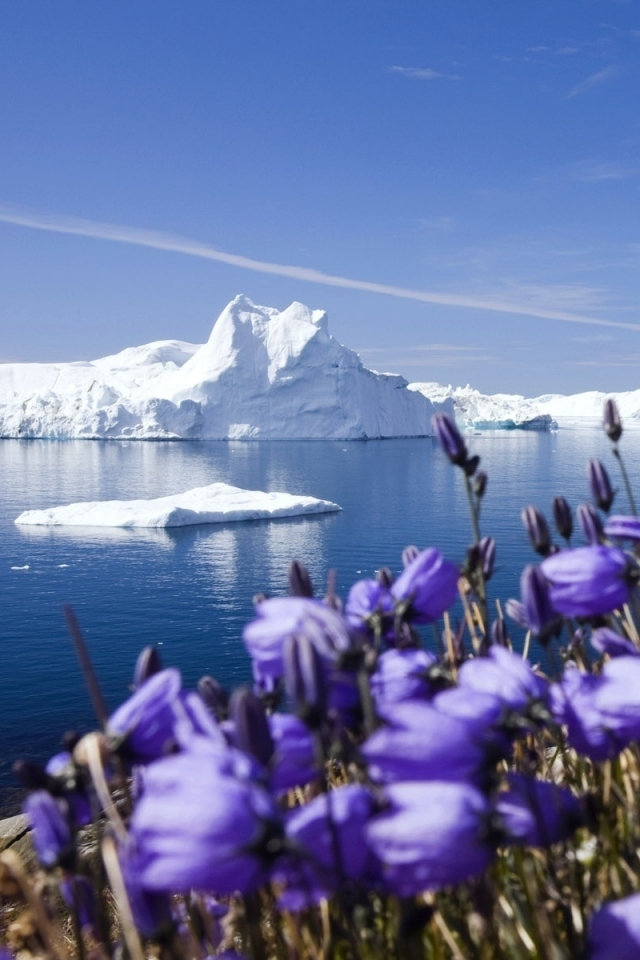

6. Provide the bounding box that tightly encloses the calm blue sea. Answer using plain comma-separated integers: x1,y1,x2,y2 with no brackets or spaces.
0,427,636,811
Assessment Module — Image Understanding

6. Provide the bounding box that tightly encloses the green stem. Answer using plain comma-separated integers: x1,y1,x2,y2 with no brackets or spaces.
613,446,637,516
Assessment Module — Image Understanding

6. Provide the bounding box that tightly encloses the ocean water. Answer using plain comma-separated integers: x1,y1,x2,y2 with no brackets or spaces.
0,426,636,811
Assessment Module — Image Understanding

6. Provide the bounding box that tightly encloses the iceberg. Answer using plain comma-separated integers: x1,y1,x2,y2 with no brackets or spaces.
409,383,560,431
14,482,341,528
0,296,449,440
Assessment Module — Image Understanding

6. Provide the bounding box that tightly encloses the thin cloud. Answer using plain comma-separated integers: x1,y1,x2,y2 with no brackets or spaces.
0,205,639,333
389,66,461,81
567,65,618,98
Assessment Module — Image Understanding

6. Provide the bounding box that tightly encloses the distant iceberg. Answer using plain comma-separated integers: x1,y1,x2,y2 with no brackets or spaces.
0,296,449,440
14,482,341,528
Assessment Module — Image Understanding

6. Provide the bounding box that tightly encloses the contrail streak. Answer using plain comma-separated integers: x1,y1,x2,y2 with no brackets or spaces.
0,205,637,332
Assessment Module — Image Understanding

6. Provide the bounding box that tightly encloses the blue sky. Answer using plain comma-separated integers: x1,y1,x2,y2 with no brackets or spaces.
0,0,639,395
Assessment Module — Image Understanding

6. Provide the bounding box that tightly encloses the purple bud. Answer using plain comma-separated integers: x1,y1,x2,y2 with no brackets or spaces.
402,545,421,568
520,566,559,639
229,688,274,768
541,546,636,618
577,503,605,545
603,397,622,443
376,567,395,588
605,515,640,542
133,646,163,689
60,875,97,934
552,496,573,541
589,459,615,513
432,412,468,466
197,675,229,721
505,599,528,629
521,506,552,557
490,619,509,647
283,634,327,727
496,774,584,847
288,560,314,598
479,537,496,580
23,792,73,869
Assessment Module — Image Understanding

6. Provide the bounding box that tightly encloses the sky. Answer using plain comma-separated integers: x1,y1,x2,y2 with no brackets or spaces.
0,0,639,396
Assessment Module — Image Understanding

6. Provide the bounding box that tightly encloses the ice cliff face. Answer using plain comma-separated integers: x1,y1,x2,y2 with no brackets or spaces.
0,296,447,440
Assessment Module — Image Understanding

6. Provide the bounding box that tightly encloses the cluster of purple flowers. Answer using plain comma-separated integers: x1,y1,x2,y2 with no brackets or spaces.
11,401,640,959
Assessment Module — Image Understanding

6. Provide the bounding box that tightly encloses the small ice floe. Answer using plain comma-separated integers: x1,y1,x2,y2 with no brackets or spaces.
11,565,30,571
58,564,70,568
15,482,341,529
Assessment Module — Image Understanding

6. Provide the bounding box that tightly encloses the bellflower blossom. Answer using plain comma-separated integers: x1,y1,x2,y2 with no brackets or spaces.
129,750,284,895
390,548,459,624
588,893,640,960
457,645,548,716
24,791,74,869
344,579,393,635
366,781,497,897
275,785,380,910
590,627,638,659
361,701,502,785
369,648,437,715
541,546,636,617
496,774,584,848
269,713,319,795
605,515,640,542
108,668,184,763
550,666,627,762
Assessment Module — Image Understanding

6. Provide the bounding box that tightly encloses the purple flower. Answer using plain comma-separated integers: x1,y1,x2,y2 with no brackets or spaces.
345,579,394,633
133,646,163,689
129,751,284,895
457,646,548,715
108,668,183,762
275,785,379,909
24,792,73,869
521,506,553,557
591,628,638,659
243,598,351,684
542,546,636,617
366,781,496,896
283,633,327,727
520,565,560,639
361,701,501,785
60,876,97,935
269,713,319,795
496,774,584,847
390,549,459,624
577,503,605,545
603,397,622,443
432,412,468,466
605,515,640,542
589,459,615,512
370,648,437,714
588,893,640,960
553,496,573,541
550,667,626,762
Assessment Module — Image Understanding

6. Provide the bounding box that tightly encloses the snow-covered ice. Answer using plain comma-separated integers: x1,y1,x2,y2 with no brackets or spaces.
0,296,448,440
15,482,341,528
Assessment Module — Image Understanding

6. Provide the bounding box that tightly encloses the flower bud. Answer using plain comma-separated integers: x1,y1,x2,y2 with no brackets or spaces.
402,545,420,568
229,688,274,768
376,567,395,588
283,634,327,728
603,398,622,443
552,496,572,541
432,413,468,467
577,503,604,545
588,459,615,512
288,560,314,598
520,566,559,639
490,619,509,647
23,792,74,869
133,646,163,689
479,537,496,580
473,472,488,499
197,675,229,721
521,506,552,557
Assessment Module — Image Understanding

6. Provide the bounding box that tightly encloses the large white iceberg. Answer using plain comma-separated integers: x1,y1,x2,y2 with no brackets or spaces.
14,482,341,528
0,296,448,440
409,383,557,431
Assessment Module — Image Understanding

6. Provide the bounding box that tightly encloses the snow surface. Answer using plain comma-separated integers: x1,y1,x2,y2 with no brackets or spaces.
409,383,557,431
0,296,448,440
14,482,341,528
